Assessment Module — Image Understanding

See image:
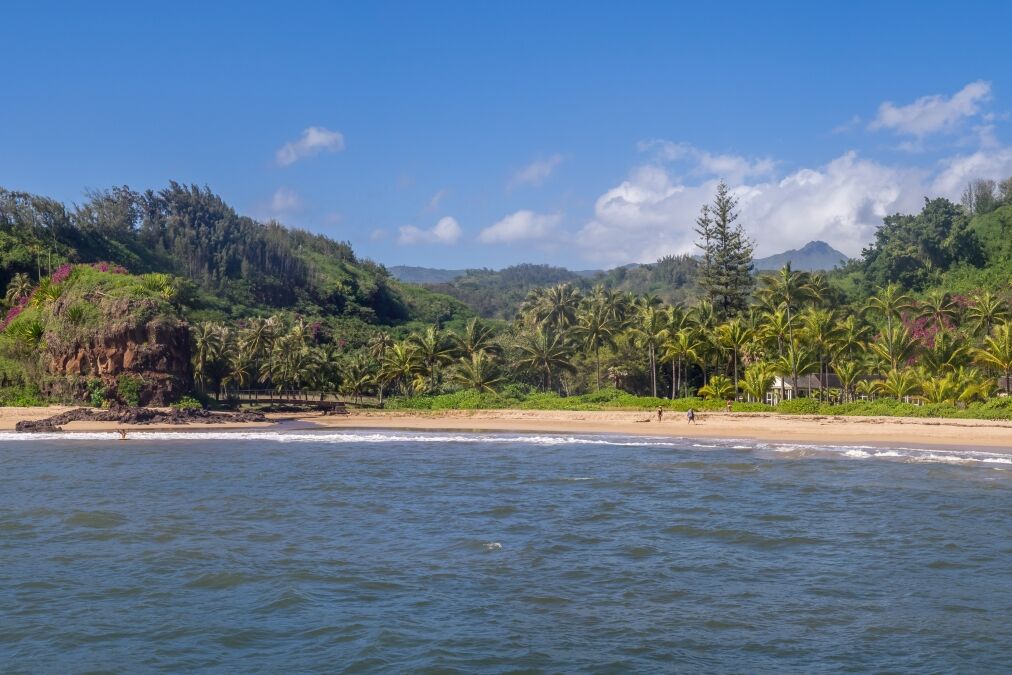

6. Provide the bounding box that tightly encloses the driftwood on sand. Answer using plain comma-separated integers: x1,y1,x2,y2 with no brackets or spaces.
14,405,267,433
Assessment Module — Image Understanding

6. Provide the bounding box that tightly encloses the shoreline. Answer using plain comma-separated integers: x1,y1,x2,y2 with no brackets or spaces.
305,409,1012,451
3,407,1012,451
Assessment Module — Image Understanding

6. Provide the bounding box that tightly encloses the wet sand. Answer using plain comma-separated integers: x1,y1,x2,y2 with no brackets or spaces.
5,406,1012,451
306,409,1012,451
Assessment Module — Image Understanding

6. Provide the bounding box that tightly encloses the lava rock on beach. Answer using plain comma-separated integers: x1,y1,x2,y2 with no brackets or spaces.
14,405,267,433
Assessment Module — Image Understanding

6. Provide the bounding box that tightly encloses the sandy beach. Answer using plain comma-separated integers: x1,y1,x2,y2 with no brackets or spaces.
308,409,1012,451
4,406,1012,450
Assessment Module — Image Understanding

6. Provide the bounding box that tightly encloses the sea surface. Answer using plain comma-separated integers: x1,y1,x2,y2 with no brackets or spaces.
1,429,1011,673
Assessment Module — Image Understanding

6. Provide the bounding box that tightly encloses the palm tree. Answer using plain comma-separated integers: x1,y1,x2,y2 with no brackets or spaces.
515,327,575,392
191,321,224,394
876,369,920,400
831,359,865,403
537,283,582,329
775,341,817,402
800,308,840,399
661,328,701,399
453,351,504,393
409,326,455,391
966,291,1009,336
759,263,813,343
865,284,914,333
698,374,734,401
760,308,795,358
741,361,776,403
451,318,499,358
367,331,395,404
917,291,959,331
973,322,1012,392
628,305,669,397
380,342,421,396
224,349,254,399
955,366,998,403
920,372,960,404
571,303,618,390
920,330,970,374
832,315,871,363
4,273,32,307
715,319,750,395
869,325,918,371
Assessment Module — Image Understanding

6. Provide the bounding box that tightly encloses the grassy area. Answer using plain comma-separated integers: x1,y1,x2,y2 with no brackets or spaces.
385,387,1012,420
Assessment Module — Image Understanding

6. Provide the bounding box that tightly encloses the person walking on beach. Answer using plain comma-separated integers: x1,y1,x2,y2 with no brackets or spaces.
657,407,664,422
686,408,695,424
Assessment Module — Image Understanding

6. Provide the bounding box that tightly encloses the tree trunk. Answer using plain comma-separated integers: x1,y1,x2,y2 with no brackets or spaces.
596,346,602,391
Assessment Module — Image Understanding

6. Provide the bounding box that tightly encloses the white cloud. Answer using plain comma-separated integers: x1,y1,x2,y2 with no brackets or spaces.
509,154,564,188
398,216,462,245
426,188,449,211
270,187,302,213
577,150,932,266
276,126,345,166
931,146,1012,196
869,81,991,137
478,210,562,244
637,139,776,183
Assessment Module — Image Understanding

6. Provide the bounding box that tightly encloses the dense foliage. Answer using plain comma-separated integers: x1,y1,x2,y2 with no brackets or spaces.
5,178,1012,419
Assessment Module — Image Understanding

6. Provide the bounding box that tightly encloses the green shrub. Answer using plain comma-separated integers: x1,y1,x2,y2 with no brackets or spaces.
0,385,44,407
776,398,822,414
116,374,143,406
86,379,107,408
171,395,204,410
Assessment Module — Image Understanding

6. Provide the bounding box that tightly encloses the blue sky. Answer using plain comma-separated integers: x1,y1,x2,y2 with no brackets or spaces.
3,2,1012,269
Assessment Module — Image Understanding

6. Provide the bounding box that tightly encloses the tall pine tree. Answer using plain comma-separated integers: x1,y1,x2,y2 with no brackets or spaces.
694,181,754,318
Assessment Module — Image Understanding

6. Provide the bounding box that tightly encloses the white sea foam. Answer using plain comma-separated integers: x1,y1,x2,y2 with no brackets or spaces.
484,542,503,551
1,430,1009,467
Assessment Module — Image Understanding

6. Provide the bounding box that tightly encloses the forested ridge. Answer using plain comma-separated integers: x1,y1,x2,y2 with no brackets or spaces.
0,183,469,325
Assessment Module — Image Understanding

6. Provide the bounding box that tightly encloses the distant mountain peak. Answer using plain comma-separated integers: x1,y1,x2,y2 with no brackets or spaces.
754,240,849,272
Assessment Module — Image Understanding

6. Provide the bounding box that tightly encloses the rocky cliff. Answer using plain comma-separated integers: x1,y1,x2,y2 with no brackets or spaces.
44,296,192,405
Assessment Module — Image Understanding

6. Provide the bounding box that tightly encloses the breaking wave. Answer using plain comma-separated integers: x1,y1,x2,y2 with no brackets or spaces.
0,430,1009,466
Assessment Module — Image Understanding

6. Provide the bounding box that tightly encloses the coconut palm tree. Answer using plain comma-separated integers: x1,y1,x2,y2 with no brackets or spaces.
367,331,394,404
921,330,970,374
4,273,33,307
800,308,840,399
920,372,960,404
628,305,669,397
869,325,918,371
831,359,865,403
760,308,794,358
409,326,455,391
380,342,422,396
759,263,813,343
661,328,701,399
865,284,914,333
453,351,504,393
917,291,959,331
451,317,499,358
571,302,618,390
876,369,920,400
537,283,582,329
973,322,1012,392
715,318,750,395
698,374,734,401
515,327,575,392
191,321,224,394
966,291,1009,337
833,315,871,362
741,361,776,403
775,341,817,402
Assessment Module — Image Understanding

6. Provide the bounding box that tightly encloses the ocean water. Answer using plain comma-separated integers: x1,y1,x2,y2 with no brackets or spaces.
1,430,1010,672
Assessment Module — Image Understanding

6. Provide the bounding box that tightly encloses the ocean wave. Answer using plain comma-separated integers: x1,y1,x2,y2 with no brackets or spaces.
0,429,1009,467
